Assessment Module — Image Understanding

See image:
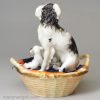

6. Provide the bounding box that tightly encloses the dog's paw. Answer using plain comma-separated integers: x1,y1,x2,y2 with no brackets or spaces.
59,68,64,72
39,68,45,71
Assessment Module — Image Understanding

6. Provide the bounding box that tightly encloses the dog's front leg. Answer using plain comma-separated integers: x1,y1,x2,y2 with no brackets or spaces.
39,47,51,71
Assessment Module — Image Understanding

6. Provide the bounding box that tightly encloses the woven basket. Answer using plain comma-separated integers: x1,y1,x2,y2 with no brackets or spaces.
10,54,90,97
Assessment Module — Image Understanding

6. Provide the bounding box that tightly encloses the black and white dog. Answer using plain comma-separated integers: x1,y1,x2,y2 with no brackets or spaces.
24,3,79,72
35,3,79,72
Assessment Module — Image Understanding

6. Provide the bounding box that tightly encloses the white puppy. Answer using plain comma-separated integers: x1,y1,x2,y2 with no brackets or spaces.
24,45,43,69
35,3,79,72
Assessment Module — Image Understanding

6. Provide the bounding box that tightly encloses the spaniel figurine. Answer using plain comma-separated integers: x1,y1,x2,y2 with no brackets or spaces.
35,3,79,72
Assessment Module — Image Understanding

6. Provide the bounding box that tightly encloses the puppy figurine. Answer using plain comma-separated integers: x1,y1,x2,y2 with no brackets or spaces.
24,45,43,69
35,3,79,72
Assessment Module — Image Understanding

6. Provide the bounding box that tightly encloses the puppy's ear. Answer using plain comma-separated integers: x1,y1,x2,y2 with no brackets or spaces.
35,5,44,20
53,4,61,19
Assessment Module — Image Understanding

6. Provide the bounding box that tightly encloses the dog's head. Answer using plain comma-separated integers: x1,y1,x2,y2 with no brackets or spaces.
35,3,61,25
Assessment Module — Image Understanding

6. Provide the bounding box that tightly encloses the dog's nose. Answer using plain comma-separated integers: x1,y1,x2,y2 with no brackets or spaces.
30,48,32,50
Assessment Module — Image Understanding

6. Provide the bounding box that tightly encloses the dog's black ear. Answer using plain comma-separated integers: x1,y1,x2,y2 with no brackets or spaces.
35,5,44,20
53,4,61,19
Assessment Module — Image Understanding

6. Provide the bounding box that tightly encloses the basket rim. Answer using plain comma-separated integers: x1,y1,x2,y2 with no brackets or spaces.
10,54,90,79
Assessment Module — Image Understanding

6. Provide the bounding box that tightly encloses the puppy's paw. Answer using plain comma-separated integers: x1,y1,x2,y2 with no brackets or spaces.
24,63,31,69
24,63,34,69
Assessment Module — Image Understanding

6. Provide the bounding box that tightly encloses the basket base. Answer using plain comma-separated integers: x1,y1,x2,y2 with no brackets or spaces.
20,74,83,98
30,91,73,98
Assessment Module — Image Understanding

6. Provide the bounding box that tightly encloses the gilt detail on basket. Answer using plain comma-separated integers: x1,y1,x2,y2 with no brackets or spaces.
10,3,90,97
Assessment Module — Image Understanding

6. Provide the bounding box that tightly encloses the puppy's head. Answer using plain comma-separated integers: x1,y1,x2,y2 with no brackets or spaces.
30,46,43,55
35,3,61,25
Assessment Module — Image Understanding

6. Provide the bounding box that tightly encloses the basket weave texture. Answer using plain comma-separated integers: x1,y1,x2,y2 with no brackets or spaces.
10,54,90,97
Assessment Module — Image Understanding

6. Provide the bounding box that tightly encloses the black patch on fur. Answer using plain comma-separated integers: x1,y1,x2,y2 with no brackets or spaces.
40,3,64,31
49,38,52,42
69,37,78,54
23,57,34,63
